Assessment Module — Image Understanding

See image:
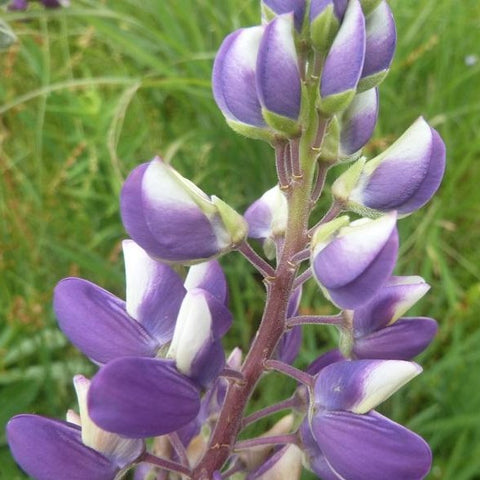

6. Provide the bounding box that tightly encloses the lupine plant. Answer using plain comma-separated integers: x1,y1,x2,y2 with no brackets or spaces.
6,0,446,479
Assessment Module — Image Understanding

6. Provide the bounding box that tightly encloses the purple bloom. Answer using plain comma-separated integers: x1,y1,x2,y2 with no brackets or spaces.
88,357,201,438
212,26,266,128
121,157,248,264
256,14,302,125
7,376,143,480
359,0,397,91
339,87,379,156
244,184,288,259
311,212,399,309
334,117,446,216
261,0,306,31
319,0,366,113
351,275,438,359
54,241,227,365
302,360,431,479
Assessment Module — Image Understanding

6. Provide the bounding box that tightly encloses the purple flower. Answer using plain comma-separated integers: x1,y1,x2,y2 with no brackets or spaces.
311,212,399,309
88,357,201,438
54,241,227,365
351,275,438,359
302,360,432,479
333,117,446,216
256,14,302,131
261,0,306,32
319,0,366,113
244,185,288,259
121,157,248,264
359,0,397,91
339,87,379,156
213,26,266,130
7,376,144,480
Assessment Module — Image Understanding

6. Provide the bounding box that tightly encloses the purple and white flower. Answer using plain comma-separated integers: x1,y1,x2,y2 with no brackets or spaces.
121,157,248,264
333,117,446,215
311,212,399,309
301,359,432,480
319,0,366,113
7,376,144,480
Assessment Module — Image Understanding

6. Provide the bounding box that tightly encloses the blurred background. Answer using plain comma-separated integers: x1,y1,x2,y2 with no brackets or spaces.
1,0,479,478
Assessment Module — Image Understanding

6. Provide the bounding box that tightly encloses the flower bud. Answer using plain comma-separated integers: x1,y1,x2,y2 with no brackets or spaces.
120,157,248,264
311,212,398,309
332,117,446,216
319,0,366,114
261,0,306,32
320,87,379,162
212,26,274,140
257,14,302,135
244,185,288,259
358,0,396,91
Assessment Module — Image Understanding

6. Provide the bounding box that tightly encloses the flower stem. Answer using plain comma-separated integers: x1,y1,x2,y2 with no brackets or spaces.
293,267,312,289
237,241,275,278
142,452,192,477
264,359,314,388
242,396,298,428
287,314,343,328
275,141,290,189
169,432,190,467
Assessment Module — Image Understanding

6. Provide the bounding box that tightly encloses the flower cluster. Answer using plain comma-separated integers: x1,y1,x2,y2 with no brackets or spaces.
7,1,446,479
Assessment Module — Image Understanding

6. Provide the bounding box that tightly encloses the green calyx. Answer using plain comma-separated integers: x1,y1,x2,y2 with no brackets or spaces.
226,119,277,143
211,196,248,246
311,215,350,250
318,89,356,115
262,108,301,138
310,4,339,54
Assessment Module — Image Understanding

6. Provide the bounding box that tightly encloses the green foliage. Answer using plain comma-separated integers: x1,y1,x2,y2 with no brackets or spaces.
1,0,479,478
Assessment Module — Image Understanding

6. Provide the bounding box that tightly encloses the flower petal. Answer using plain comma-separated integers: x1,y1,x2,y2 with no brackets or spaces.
340,87,379,156
54,278,158,364
312,410,432,480
262,0,306,31
88,357,200,438
212,27,266,126
257,14,301,120
7,415,120,480
312,213,399,309
353,275,430,335
354,317,438,359
360,0,396,88
314,359,421,413
184,260,228,306
123,239,186,343
320,0,366,106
